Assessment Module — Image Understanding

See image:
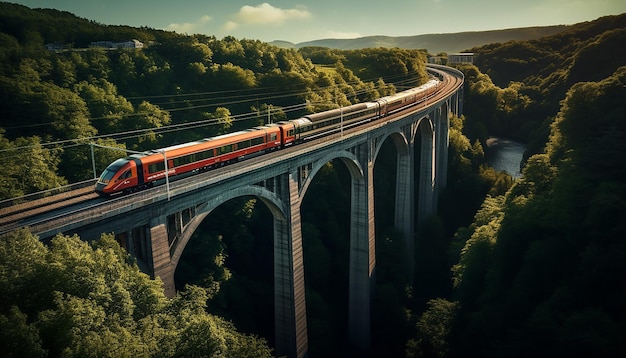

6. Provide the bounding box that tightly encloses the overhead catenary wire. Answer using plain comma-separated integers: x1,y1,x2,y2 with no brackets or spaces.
0,70,423,156
0,100,329,159
2,69,419,130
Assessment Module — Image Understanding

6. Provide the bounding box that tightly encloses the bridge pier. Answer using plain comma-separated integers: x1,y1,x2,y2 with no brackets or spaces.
274,172,309,358
395,141,416,273
416,120,436,224
348,142,376,349
149,217,176,298
23,66,463,358
434,104,450,200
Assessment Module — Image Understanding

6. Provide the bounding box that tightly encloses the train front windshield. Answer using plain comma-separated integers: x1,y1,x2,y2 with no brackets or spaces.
97,159,127,184
98,169,117,184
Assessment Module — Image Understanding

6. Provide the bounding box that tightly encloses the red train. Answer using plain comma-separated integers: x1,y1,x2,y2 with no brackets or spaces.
95,75,444,195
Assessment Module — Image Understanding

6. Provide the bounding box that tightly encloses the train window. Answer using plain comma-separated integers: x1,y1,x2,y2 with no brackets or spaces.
197,149,214,160
98,168,116,184
288,129,294,136
173,154,195,167
252,137,265,145
237,140,249,149
270,133,277,141
219,144,233,154
148,162,166,173
298,124,311,133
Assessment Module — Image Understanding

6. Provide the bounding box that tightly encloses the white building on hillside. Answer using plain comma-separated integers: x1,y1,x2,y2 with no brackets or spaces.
447,53,474,64
90,39,144,49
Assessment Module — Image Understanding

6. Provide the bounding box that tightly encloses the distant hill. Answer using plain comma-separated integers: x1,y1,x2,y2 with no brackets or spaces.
270,25,571,53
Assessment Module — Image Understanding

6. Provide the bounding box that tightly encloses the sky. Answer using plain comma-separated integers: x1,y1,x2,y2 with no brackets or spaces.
6,0,626,44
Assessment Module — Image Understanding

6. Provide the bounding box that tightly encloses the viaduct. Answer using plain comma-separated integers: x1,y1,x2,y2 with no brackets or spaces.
2,64,464,358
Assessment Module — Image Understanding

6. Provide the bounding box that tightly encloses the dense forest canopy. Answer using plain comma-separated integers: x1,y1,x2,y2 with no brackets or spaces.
464,13,626,154
0,230,275,357
1,3,625,357
436,65,626,358
418,12,626,358
0,2,427,200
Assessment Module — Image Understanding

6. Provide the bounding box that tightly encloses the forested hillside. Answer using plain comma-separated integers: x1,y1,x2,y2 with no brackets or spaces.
464,13,626,155
419,65,626,358
0,2,427,201
406,13,626,358
0,3,429,357
273,25,571,54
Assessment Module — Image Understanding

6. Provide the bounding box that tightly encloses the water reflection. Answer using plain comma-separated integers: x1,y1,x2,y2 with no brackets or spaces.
485,137,526,179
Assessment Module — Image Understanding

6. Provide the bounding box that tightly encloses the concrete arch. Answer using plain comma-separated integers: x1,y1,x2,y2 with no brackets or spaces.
299,150,364,199
411,115,434,144
373,131,409,163
21,66,463,358
169,184,287,269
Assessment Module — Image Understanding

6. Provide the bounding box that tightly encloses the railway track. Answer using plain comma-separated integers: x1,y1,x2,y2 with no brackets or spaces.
0,187,103,236
0,65,463,238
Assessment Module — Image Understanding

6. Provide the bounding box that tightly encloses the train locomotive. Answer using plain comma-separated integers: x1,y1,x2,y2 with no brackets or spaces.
95,74,444,196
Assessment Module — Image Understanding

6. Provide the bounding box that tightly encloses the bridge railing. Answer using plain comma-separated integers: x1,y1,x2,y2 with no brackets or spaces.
0,179,97,211
426,63,465,79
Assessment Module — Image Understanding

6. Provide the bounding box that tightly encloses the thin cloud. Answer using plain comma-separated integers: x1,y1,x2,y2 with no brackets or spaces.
167,15,213,34
223,21,238,31
233,3,311,25
323,30,362,39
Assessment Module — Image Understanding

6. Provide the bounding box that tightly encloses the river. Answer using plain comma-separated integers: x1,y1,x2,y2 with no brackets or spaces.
485,137,526,179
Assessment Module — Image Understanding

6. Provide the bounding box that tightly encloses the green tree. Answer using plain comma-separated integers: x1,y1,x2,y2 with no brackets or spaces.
447,66,626,358
0,306,46,358
14,136,67,192
407,298,459,358
76,49,111,82
42,84,97,140
0,229,274,357
122,101,171,149
74,79,134,134
50,56,77,88
210,63,256,90
207,107,234,132
0,132,67,199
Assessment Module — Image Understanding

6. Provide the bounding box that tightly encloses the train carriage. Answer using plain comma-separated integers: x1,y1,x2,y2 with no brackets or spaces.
274,121,298,146
96,72,445,196
297,102,380,140
95,157,142,194
378,79,440,116
96,126,281,195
